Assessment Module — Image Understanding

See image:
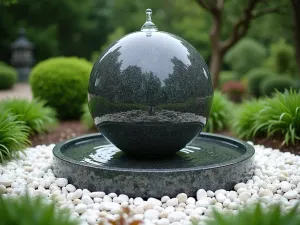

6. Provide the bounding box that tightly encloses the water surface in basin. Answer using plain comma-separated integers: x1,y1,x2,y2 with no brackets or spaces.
62,135,244,170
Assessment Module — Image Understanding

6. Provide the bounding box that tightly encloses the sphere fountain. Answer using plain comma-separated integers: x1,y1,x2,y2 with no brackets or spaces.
53,9,254,198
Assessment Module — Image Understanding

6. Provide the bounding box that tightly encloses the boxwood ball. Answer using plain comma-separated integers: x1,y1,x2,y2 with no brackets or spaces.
88,9,213,157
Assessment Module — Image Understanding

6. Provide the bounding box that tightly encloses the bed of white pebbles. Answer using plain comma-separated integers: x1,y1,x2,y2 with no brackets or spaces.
0,142,300,225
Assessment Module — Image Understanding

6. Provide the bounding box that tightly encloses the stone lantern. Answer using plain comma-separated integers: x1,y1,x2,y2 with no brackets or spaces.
11,28,34,82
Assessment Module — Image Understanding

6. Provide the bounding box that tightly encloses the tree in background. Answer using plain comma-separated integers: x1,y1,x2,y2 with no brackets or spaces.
0,0,110,62
195,0,287,87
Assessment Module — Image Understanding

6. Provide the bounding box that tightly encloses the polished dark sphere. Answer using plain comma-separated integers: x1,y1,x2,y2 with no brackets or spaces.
88,30,213,157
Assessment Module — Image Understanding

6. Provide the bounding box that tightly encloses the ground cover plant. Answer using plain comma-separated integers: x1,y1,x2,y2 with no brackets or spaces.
0,98,57,134
207,203,300,225
0,194,79,225
0,109,29,162
204,91,233,133
233,89,300,145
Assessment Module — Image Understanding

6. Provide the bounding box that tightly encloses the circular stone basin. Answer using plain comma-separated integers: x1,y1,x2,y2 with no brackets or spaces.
53,133,255,198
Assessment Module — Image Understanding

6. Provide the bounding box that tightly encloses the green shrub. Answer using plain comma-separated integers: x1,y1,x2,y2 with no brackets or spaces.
0,195,79,225
232,89,300,145
246,68,276,98
264,38,298,76
81,103,95,130
0,98,57,134
260,76,296,96
232,100,264,139
0,109,29,162
225,38,267,76
30,57,92,120
204,91,232,133
0,63,17,90
207,203,300,225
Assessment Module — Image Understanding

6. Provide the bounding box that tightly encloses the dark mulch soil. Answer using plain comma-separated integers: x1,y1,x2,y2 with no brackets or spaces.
30,122,299,155
30,121,95,147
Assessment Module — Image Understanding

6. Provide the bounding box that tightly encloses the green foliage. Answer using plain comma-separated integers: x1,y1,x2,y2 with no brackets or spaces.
0,109,29,162
260,76,296,96
30,57,92,120
232,89,300,145
264,39,298,76
232,100,264,139
225,38,267,76
246,68,276,98
0,195,79,225
0,98,57,134
207,203,300,225
0,62,17,90
219,71,237,88
0,0,110,62
204,91,232,133
81,103,95,130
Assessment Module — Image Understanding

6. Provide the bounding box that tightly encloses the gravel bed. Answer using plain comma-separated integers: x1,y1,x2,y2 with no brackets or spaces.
0,142,300,225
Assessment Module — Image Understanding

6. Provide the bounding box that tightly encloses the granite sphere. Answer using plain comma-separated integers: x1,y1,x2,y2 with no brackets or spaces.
88,30,213,157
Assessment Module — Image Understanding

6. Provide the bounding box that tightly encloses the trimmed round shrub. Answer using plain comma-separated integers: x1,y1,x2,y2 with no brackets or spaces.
0,62,17,90
246,68,276,98
30,57,92,120
0,195,79,225
260,76,295,96
225,38,267,76
81,102,95,130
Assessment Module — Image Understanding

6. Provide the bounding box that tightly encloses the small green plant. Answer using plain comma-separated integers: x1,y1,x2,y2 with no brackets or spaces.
81,103,95,130
246,68,276,98
204,91,232,133
0,98,57,134
232,89,300,145
260,76,296,96
207,203,300,225
232,100,264,139
0,109,29,162
0,194,79,225
0,62,17,90
30,57,92,120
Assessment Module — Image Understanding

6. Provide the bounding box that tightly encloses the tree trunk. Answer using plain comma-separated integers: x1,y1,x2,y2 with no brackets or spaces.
209,50,223,88
291,0,300,75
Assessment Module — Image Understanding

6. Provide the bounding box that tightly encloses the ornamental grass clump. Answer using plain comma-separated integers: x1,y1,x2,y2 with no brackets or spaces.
0,109,29,162
206,203,300,225
0,98,57,134
204,91,233,133
232,89,300,145
0,194,79,225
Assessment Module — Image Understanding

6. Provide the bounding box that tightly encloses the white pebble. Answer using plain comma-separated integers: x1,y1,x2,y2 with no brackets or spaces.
0,177,13,187
90,191,105,198
186,197,196,205
167,198,179,207
144,209,159,220
118,194,129,202
134,197,144,205
280,181,292,192
55,178,68,187
239,192,251,201
161,196,170,203
148,198,162,206
196,189,207,200
75,203,87,214
157,218,170,225
176,193,187,203
216,193,226,203
82,195,94,205
284,190,298,200
71,189,83,200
